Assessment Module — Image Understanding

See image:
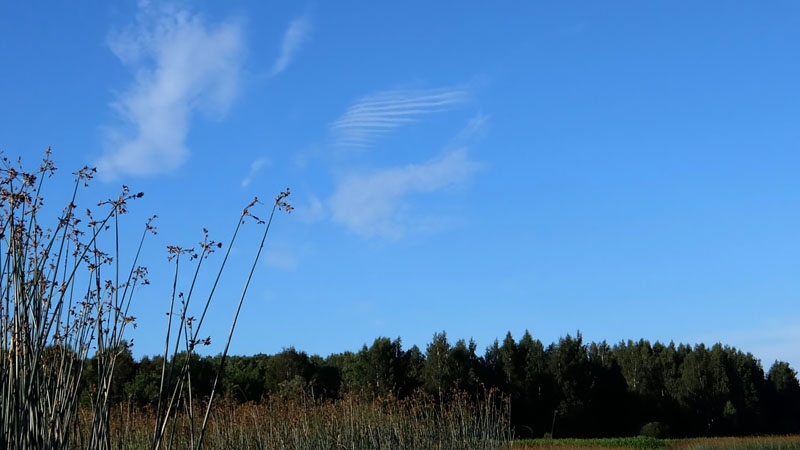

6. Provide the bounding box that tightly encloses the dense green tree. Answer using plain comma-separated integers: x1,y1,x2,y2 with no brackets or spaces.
498,332,521,391
517,331,556,437
480,339,503,389
449,338,481,393
223,354,269,401
124,355,164,406
548,333,593,436
326,351,358,394
587,341,630,436
309,354,342,399
398,344,425,396
265,348,313,398
351,337,404,396
766,361,800,433
422,332,453,396
726,349,765,433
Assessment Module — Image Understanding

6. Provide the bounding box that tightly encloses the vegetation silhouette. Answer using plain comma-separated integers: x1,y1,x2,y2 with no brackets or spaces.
95,331,800,439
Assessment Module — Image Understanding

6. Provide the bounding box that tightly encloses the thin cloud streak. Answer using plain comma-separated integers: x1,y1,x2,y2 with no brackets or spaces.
450,112,490,147
329,149,480,238
241,157,270,188
331,87,468,148
98,7,245,180
270,15,311,76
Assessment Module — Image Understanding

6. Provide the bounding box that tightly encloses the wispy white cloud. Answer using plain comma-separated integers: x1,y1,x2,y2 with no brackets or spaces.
270,14,311,76
450,112,490,147
329,149,480,239
241,157,270,188
331,87,468,148
97,7,245,180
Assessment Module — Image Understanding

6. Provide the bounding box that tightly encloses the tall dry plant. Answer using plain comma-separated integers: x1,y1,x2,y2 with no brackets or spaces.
0,149,149,450
0,149,291,450
150,191,292,450
82,390,512,450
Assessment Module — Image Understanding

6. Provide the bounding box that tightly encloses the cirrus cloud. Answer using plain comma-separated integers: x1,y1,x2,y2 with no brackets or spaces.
97,7,245,180
329,149,481,239
331,87,468,149
270,14,311,76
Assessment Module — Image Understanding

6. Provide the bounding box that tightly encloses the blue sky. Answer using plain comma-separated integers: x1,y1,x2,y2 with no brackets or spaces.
2,2,800,369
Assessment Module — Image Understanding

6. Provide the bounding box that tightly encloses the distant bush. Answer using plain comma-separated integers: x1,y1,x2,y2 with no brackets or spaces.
639,421,669,439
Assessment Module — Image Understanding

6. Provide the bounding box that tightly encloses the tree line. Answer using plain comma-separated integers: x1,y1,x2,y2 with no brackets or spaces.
87,331,800,438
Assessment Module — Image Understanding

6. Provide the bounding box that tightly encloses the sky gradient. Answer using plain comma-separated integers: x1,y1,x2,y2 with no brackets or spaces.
2,2,800,369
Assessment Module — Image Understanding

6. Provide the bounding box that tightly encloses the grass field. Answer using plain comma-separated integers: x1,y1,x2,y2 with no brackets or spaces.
514,435,800,450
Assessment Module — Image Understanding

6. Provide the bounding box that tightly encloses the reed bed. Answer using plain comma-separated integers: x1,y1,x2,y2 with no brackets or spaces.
0,150,150,450
0,149,291,450
77,391,512,450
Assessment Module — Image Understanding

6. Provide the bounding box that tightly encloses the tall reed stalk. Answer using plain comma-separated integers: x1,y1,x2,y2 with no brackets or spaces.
150,191,292,450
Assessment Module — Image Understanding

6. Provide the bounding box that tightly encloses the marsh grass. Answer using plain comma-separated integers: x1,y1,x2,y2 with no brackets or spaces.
78,390,512,450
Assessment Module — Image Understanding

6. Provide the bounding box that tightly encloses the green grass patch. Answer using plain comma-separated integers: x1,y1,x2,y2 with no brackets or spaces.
666,436,800,450
514,436,665,449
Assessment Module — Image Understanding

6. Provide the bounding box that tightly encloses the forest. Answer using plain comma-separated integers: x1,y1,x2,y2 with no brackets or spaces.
90,331,800,439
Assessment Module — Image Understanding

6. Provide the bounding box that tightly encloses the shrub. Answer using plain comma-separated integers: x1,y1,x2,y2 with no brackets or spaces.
639,421,669,439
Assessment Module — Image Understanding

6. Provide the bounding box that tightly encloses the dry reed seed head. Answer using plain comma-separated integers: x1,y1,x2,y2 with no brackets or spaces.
21,172,36,186
242,196,260,216
241,196,266,223
73,165,97,187
197,228,223,258
276,187,291,201
166,245,193,261
40,148,57,176
275,188,294,213
146,214,158,235
132,265,149,283
188,336,211,351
